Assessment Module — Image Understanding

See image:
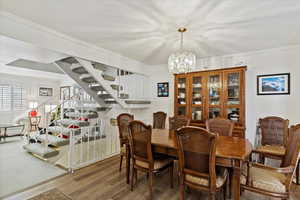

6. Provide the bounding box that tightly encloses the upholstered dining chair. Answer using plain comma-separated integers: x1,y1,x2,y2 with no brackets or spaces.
153,111,167,129
241,124,300,200
206,118,234,137
169,116,190,131
128,120,174,200
176,126,228,200
117,113,134,172
252,116,289,164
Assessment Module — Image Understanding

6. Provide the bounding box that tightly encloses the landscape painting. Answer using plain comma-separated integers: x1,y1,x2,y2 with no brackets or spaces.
257,73,290,95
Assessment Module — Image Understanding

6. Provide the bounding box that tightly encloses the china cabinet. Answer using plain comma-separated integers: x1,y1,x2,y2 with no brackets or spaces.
174,66,246,137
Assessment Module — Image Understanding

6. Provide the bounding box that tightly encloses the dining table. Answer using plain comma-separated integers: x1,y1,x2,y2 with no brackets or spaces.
125,128,253,200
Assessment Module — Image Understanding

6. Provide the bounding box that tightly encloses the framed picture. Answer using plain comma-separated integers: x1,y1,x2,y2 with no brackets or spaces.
60,86,71,100
39,87,53,96
257,73,290,95
157,82,169,97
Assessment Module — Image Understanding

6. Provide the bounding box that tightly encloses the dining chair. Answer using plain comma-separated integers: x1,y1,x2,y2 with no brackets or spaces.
176,126,228,200
169,116,190,131
128,120,174,200
206,118,234,197
241,124,300,200
206,118,234,137
117,113,134,172
252,116,289,164
153,111,167,129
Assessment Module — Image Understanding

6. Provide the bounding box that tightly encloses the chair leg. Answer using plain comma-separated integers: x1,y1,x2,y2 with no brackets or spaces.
296,161,300,185
170,162,174,188
130,165,135,191
209,193,215,200
119,155,123,172
223,187,226,200
148,171,153,200
179,183,185,200
228,169,232,199
135,169,138,184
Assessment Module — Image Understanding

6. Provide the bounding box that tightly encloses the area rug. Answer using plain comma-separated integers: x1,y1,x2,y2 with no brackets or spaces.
28,188,71,200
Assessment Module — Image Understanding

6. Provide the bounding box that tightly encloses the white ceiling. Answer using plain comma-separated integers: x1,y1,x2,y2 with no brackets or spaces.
1,0,300,65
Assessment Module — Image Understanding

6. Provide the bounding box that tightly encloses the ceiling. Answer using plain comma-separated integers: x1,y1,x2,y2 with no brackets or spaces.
1,0,300,65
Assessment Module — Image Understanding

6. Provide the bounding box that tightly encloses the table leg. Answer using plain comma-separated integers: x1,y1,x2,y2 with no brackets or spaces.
126,144,131,184
4,127,7,142
232,159,242,200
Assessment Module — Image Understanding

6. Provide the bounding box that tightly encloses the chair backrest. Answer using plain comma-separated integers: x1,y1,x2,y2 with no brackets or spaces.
129,120,153,164
153,111,167,129
169,116,190,131
281,124,300,189
176,126,218,190
282,124,300,168
117,113,134,142
259,116,289,146
206,118,234,137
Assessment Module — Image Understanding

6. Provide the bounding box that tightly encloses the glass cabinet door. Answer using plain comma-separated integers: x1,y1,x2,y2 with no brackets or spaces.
208,74,221,106
176,77,187,116
225,71,242,124
227,72,240,105
208,73,222,119
190,75,204,121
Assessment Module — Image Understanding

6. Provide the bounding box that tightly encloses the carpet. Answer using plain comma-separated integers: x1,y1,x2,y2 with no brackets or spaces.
0,137,66,198
28,188,71,200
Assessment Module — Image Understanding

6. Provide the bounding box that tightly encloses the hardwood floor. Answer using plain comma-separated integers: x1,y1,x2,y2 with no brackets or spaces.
5,155,300,200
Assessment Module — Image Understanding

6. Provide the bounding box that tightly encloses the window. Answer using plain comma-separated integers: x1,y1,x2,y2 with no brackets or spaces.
0,84,26,111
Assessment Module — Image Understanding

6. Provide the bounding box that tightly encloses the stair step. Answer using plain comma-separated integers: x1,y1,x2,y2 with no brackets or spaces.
80,74,96,83
111,84,123,91
36,134,69,147
89,83,105,92
23,143,59,158
102,74,115,82
48,126,74,135
61,57,78,64
66,112,99,119
93,63,107,71
104,98,117,104
56,119,90,127
71,64,88,74
119,93,129,99
98,93,112,99
125,100,151,104
98,107,112,111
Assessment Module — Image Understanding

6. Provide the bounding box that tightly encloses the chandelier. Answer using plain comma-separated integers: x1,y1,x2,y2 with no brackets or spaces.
168,27,196,74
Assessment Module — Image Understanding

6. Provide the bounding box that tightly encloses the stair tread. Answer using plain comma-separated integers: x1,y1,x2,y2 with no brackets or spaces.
66,112,99,119
56,119,90,127
102,74,115,82
36,134,69,147
125,100,151,104
23,143,59,158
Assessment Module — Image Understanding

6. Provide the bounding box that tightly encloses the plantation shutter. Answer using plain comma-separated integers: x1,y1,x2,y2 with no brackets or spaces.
0,84,12,111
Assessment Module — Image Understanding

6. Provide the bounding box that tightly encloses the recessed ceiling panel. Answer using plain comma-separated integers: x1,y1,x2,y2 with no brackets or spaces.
7,59,64,74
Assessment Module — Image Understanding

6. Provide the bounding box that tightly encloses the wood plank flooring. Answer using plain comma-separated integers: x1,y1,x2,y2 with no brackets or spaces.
4,155,300,200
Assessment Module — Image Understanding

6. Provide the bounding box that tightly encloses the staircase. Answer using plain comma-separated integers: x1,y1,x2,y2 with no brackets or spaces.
55,57,151,109
23,93,106,171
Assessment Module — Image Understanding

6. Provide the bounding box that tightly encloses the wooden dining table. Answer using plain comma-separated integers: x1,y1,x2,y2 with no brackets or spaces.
125,128,253,200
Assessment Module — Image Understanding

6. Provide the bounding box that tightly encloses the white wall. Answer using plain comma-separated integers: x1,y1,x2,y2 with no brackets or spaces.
145,45,300,143
0,64,66,123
